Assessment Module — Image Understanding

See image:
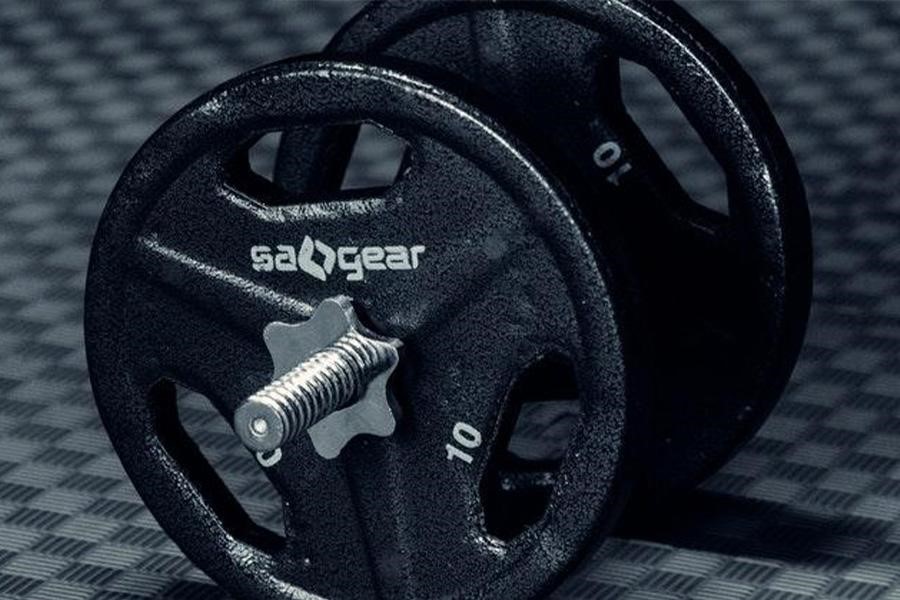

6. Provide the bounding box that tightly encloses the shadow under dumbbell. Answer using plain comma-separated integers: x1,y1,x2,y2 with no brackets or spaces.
618,490,880,569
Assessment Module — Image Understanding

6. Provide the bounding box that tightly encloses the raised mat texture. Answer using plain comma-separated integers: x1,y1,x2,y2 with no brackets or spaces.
0,1,898,598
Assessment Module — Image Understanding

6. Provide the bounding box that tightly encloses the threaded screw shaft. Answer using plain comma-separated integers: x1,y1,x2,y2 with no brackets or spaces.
235,330,396,453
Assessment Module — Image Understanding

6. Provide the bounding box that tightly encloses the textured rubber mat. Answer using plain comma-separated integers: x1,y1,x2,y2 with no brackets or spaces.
0,1,899,598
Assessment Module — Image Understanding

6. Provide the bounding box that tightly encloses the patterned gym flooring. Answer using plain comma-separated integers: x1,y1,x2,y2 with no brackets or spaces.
0,1,898,598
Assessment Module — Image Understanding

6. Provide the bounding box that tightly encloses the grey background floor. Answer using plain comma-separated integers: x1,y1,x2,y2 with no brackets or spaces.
0,1,899,598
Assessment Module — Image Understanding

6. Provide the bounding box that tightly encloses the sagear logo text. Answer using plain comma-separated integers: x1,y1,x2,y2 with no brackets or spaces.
251,237,425,282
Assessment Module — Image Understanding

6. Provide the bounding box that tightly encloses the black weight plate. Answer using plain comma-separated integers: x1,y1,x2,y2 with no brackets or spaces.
277,0,813,498
85,58,643,599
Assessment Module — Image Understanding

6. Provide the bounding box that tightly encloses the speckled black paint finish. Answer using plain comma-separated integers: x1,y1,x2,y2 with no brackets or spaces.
277,0,813,499
84,59,642,599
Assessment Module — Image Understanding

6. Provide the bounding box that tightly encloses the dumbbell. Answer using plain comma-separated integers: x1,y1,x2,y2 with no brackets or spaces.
84,2,811,599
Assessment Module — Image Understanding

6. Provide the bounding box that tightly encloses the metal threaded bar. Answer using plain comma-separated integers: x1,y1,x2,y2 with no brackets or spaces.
246,330,394,447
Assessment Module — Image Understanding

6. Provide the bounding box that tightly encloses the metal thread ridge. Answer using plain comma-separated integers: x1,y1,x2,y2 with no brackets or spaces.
248,330,394,445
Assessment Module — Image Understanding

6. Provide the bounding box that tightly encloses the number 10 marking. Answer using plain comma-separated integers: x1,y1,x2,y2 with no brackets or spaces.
593,140,632,186
446,422,482,464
